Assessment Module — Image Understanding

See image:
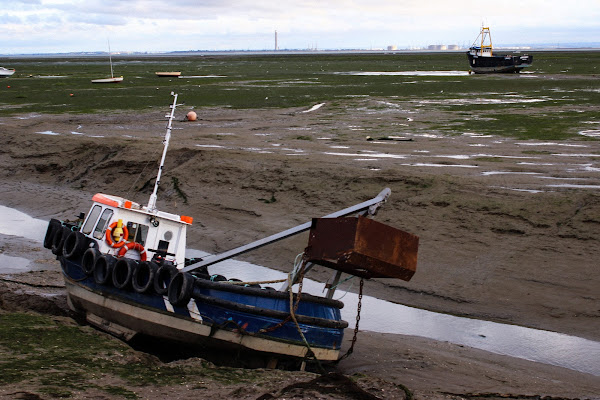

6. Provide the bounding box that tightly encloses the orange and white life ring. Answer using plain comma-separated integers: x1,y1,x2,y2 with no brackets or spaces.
118,242,147,262
105,221,129,248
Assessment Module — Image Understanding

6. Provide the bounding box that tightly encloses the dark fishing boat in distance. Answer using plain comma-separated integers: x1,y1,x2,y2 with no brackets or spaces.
43,93,419,369
467,26,533,74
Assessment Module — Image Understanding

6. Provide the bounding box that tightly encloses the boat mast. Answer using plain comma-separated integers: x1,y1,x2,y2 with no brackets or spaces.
108,39,114,78
480,26,493,56
147,92,178,212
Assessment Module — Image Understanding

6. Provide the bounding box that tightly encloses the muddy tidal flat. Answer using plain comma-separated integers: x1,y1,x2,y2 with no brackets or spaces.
0,52,599,399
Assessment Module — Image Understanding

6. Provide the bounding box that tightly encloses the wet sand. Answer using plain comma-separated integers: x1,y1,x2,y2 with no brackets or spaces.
0,103,599,398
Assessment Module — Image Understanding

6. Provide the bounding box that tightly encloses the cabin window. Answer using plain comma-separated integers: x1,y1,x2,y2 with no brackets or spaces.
93,208,114,240
156,240,170,256
164,231,173,241
81,205,102,235
126,222,149,246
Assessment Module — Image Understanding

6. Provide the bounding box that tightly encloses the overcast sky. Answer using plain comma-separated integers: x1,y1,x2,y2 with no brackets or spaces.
2,0,599,54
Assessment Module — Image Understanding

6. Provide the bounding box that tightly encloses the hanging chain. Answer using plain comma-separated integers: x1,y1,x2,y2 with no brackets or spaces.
337,277,364,362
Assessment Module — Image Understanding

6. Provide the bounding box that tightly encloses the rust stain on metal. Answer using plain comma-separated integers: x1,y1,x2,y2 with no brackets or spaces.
305,216,419,281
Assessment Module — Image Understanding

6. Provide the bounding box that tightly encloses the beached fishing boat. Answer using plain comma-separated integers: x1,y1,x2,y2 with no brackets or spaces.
467,26,533,74
43,93,419,367
0,66,15,78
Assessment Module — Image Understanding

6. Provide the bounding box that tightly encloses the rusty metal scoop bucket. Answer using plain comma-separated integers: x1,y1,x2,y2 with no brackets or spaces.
304,216,419,281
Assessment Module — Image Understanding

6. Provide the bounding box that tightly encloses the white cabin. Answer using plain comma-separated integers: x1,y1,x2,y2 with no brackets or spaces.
80,193,192,267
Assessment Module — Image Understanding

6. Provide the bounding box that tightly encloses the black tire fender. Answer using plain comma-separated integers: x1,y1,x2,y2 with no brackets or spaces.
51,226,71,256
81,247,101,275
93,254,117,285
63,231,88,260
132,261,158,294
112,258,137,290
153,264,178,295
168,272,195,307
43,219,61,249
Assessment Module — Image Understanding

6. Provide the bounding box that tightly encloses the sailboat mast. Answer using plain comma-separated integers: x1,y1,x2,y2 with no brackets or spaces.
147,92,178,212
108,40,114,78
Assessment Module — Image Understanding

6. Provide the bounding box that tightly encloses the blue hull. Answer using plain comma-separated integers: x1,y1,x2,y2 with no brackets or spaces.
61,257,346,360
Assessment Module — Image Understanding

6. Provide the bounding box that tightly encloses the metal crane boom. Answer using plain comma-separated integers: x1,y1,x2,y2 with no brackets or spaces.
181,188,391,273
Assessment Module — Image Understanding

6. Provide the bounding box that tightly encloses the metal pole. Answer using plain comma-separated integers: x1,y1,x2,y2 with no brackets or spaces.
108,39,114,78
147,92,178,212
181,188,391,273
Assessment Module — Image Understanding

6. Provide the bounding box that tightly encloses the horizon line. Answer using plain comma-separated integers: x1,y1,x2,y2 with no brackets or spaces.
3,43,600,57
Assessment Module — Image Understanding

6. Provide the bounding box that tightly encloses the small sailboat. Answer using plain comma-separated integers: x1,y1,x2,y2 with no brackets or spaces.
0,66,16,78
92,41,123,83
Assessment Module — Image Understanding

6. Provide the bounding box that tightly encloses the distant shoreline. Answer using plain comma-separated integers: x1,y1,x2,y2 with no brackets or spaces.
2,46,600,58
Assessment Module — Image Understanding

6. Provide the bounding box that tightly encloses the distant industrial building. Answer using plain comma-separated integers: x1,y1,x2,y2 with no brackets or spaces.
385,44,462,51
427,44,462,51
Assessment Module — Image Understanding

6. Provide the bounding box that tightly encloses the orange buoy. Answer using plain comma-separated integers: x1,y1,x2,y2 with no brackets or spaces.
186,111,197,121
106,221,129,248
118,242,147,261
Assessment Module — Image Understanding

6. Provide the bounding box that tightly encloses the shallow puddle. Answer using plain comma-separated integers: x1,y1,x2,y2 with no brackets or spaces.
569,164,600,172
302,103,325,113
517,162,556,166
178,75,226,79
579,129,600,138
482,171,540,176
195,144,226,148
347,71,470,77
0,206,48,273
552,153,600,158
402,163,478,168
0,254,31,274
546,184,600,189
516,142,588,148
324,152,407,159
494,186,546,194
0,206,48,242
418,97,548,105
